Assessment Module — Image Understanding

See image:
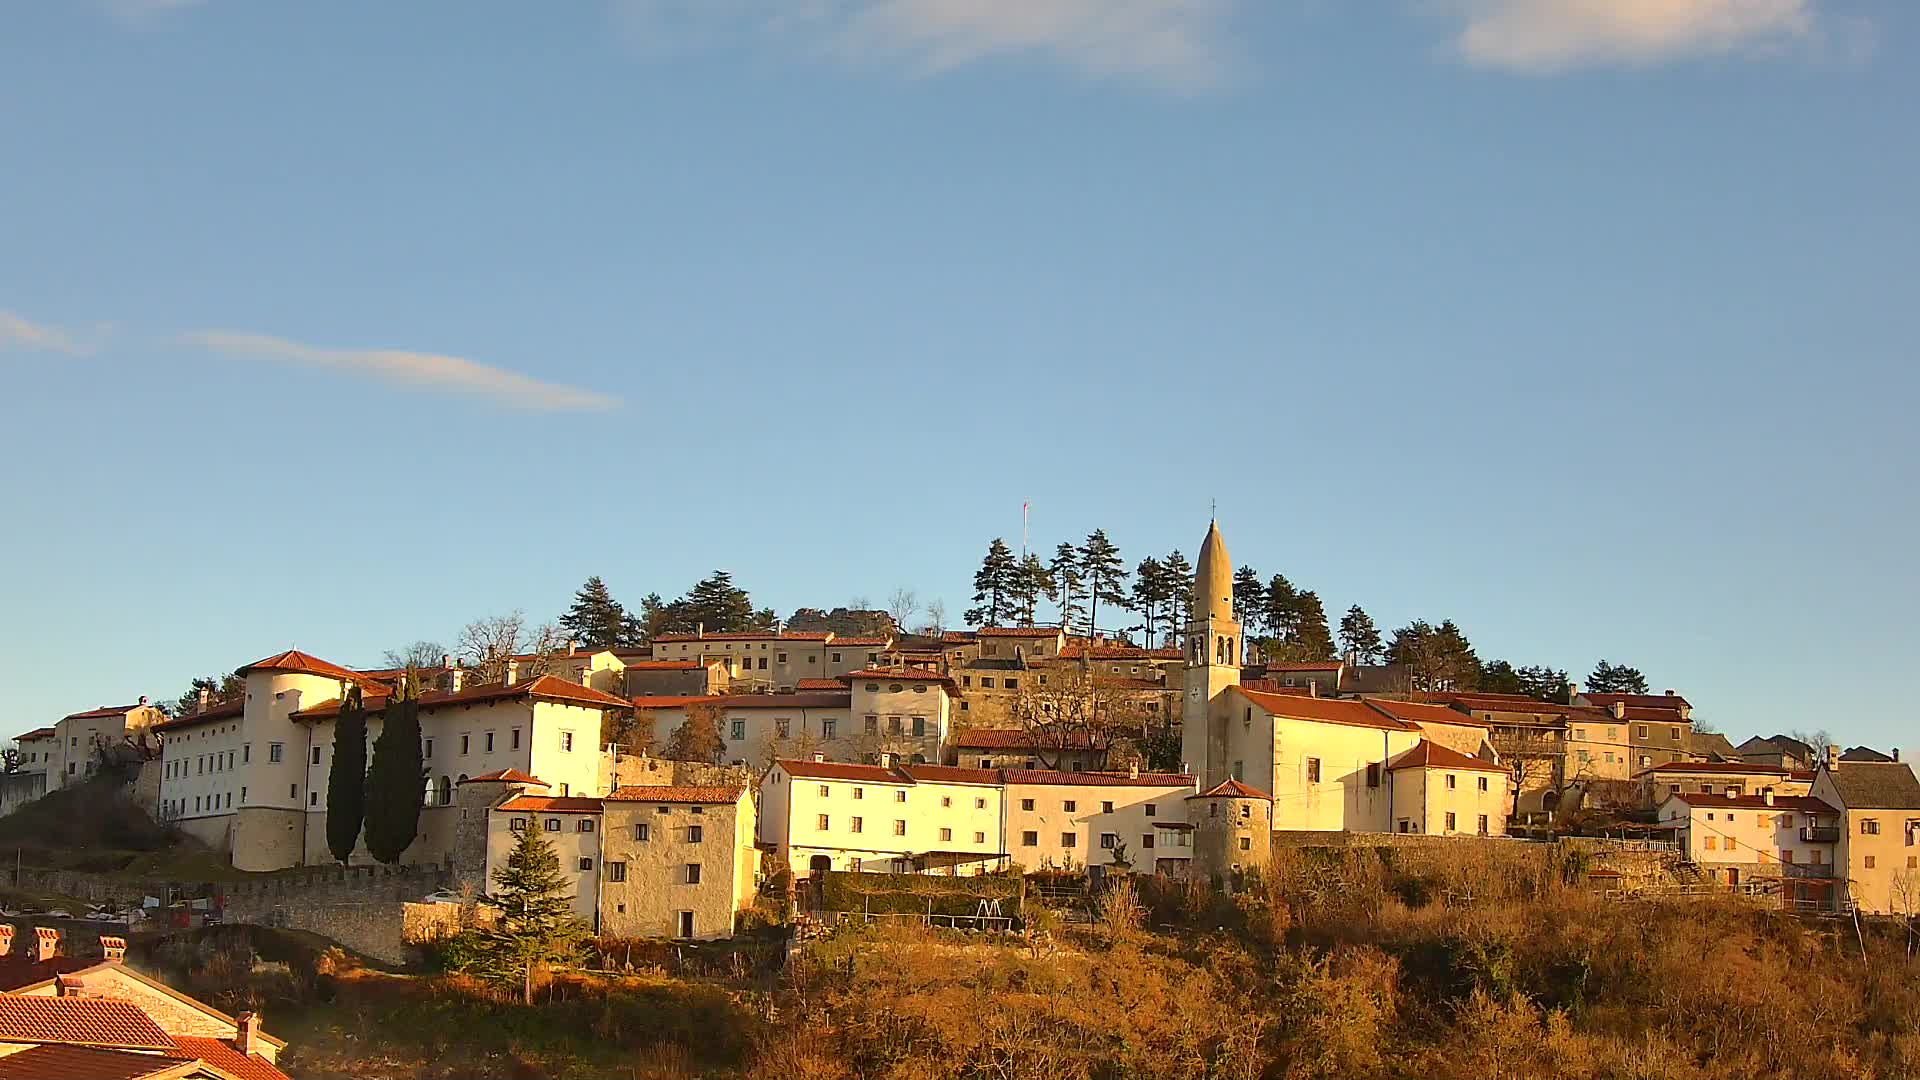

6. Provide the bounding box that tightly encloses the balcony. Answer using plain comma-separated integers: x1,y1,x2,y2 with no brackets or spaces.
1799,826,1839,844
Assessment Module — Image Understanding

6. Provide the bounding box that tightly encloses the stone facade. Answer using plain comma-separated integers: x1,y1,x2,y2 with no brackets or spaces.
1189,786,1271,883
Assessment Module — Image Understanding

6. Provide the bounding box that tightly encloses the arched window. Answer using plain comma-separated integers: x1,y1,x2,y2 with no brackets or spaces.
437,775,452,806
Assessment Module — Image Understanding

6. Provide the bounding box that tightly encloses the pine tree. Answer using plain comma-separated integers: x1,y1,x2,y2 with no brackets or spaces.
1588,660,1649,695
1387,620,1480,692
1078,530,1128,638
1291,590,1335,660
476,824,588,1004
324,686,368,863
677,571,758,633
1130,557,1170,648
1266,574,1300,644
965,539,1018,627
559,576,638,649
1232,566,1267,636
1160,550,1194,648
1048,542,1084,633
1518,665,1573,703
363,672,424,864
1339,605,1384,664
1480,660,1524,695
1011,554,1050,627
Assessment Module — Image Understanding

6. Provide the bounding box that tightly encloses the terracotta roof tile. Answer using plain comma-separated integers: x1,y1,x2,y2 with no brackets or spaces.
606,784,745,804
172,1036,292,1080
1002,769,1191,788
14,727,57,742
1645,761,1789,775
795,678,844,691
975,627,1063,638
1056,644,1182,661
497,796,604,813
778,759,904,783
651,631,831,642
1666,793,1838,814
1583,692,1691,710
950,728,1102,751
712,693,851,709
826,637,892,647
620,660,710,671
1264,661,1344,672
1238,689,1418,732
150,701,245,733
940,631,978,643
0,1043,195,1080
899,764,1001,785
290,675,632,721
459,769,548,787
237,650,388,691
1364,698,1491,729
0,996,176,1051
1387,740,1507,774
1191,779,1270,800
60,705,149,722
838,669,957,687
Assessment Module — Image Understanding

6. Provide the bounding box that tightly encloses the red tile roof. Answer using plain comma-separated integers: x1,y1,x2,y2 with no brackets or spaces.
712,693,851,709
1364,698,1491,729
827,637,892,647
778,759,903,783
1190,779,1270,800
620,660,710,671
1002,769,1191,788
1666,793,1837,813
237,650,388,691
172,1036,291,1080
1265,661,1344,672
0,996,176,1051
651,631,832,642
606,784,745,804
839,669,957,687
1387,740,1507,774
151,701,245,733
1645,761,1789,775
14,727,56,742
628,695,717,709
1056,644,1183,661
1238,689,1418,732
899,764,1002,785
940,631,978,643
975,627,1063,638
459,769,548,786
950,728,1103,751
60,705,150,722
497,796,604,813
1237,681,1311,696
1583,692,1691,710
290,675,632,721
795,678,844,691
0,1043,195,1080
1431,693,1571,714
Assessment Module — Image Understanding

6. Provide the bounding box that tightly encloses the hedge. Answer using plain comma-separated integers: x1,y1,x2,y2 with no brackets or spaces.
818,871,1022,917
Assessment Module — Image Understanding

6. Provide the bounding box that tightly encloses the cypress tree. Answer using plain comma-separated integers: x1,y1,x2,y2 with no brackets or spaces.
324,686,368,863
363,671,424,864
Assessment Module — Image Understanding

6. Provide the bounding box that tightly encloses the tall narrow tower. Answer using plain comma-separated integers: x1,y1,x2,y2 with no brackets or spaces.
1181,519,1242,785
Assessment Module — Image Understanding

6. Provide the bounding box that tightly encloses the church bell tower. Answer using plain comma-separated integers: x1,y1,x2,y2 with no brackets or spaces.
1182,519,1242,785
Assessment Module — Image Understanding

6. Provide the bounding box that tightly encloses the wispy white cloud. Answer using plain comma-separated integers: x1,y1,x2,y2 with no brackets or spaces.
1439,0,1818,72
609,0,1239,89
183,330,620,412
0,311,92,356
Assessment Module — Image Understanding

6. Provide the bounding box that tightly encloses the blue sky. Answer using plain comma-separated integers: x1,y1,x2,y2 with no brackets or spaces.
2,1,1913,749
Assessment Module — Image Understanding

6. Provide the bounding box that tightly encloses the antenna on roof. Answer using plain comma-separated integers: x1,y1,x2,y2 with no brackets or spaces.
1021,500,1030,559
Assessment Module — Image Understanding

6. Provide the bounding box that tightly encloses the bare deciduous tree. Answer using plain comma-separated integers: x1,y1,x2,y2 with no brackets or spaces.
382,640,448,671
519,621,569,679
1011,665,1156,771
920,599,948,636
458,611,526,684
888,588,919,632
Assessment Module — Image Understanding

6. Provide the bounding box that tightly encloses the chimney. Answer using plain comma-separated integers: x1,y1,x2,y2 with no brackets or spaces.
1129,762,1139,780
1895,748,1902,762
505,660,518,687
137,695,148,707
442,653,453,670
811,752,826,763
1826,744,1840,769
55,974,88,997
1664,689,1677,697
34,927,58,963
235,1012,264,1057
567,639,578,657
696,622,705,639
0,925,15,958
196,686,210,713
99,935,126,962
1762,789,1774,806
1611,702,1627,720
449,667,465,693
1567,681,1579,704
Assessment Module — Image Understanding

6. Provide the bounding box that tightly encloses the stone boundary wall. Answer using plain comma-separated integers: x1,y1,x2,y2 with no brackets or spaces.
219,863,447,907
1270,830,1523,850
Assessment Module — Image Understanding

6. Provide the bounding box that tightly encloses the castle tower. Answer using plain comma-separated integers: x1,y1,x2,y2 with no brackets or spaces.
1181,519,1242,785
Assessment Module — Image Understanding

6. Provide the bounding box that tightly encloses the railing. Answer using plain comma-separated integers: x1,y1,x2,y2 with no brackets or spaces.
1780,862,1833,878
1799,826,1839,844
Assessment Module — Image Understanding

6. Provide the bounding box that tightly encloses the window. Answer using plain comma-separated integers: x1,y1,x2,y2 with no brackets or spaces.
1142,833,1155,849
607,862,627,882
888,716,902,734
578,819,595,833
1005,678,1019,690
1861,819,1881,835
1864,855,1876,869
1445,775,1458,790
688,824,703,842
424,738,434,758
546,818,561,832
1102,801,1114,814
1366,763,1380,788
1670,727,1681,740
1306,758,1321,783
776,719,790,738
912,717,926,736
1478,776,1489,792
981,678,995,689
561,732,574,752
816,814,830,831
460,734,471,755
777,652,788,663
656,805,672,813
974,831,986,844
864,716,879,735
757,657,768,670
1239,836,1252,851
1704,836,1717,851
685,864,702,884
289,784,297,799
1061,833,1077,848
511,728,521,750
310,791,319,806
268,743,284,763
1637,726,1648,739
894,790,907,803
819,785,831,797
853,788,865,800
731,720,747,740
311,746,322,765
851,816,863,833
940,827,953,842
975,797,986,809
1064,800,1077,812
578,857,594,871
1100,833,1118,849
822,720,837,739
894,820,907,836
1477,815,1489,835
1444,812,1457,831
636,823,651,841
485,732,495,753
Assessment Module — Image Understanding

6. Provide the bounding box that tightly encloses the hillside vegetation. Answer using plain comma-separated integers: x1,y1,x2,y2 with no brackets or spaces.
153,843,1919,1080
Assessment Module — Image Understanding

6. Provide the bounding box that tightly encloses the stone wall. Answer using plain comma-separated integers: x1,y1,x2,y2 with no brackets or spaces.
221,863,451,966
608,756,753,791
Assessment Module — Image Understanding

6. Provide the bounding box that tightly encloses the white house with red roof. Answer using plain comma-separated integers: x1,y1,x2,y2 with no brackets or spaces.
1656,789,1842,905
